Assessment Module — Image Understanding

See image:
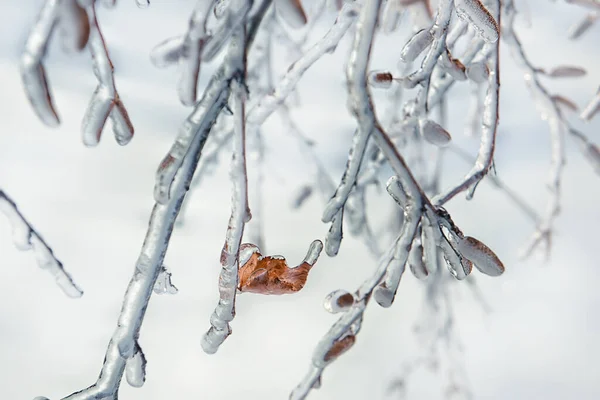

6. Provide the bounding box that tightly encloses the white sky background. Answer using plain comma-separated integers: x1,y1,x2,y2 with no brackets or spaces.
0,1,599,399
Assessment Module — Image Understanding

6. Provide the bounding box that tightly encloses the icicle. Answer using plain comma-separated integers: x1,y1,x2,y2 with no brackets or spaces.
581,89,600,121
399,28,433,63
153,265,178,295
457,236,504,276
454,0,499,43
125,344,147,388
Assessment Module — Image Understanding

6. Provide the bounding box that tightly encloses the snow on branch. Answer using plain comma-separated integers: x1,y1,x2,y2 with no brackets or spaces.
21,0,133,146
0,190,82,298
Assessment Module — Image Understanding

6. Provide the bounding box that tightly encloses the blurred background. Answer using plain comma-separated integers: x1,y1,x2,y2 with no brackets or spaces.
0,1,599,399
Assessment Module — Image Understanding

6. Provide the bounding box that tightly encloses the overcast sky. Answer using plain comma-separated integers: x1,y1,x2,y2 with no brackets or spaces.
1,1,599,399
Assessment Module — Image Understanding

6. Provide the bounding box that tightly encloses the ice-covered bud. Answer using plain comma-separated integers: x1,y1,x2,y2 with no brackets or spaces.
323,334,356,362
546,66,587,78
568,13,598,40
400,29,433,63
367,71,394,89
454,0,499,43
323,289,355,313
466,61,489,83
136,0,150,8
274,0,307,29
457,236,504,276
381,0,402,34
419,119,452,146
552,95,579,113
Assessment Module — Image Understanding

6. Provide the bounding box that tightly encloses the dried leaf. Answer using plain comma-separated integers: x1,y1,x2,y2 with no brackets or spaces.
238,241,322,294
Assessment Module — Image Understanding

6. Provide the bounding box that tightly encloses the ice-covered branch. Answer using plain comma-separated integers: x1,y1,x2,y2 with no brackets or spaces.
34,4,268,398
0,190,82,298
81,3,134,146
202,29,250,353
21,0,133,145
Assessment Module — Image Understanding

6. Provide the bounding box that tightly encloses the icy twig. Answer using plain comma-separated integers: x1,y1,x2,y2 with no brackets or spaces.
202,33,251,353
81,3,134,147
247,2,358,126
0,190,82,298
499,0,599,257
432,1,500,205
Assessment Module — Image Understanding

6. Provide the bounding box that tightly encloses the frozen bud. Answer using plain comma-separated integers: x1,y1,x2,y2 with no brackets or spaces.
274,0,307,29
324,334,356,362
552,95,578,113
454,0,499,43
325,214,343,257
323,289,355,313
368,71,394,89
466,61,489,83
546,66,587,78
457,236,504,276
584,143,600,175
386,176,408,207
400,29,433,63
419,119,452,146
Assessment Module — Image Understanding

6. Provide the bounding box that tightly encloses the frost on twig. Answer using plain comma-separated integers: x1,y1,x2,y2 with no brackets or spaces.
21,0,134,146
0,190,82,298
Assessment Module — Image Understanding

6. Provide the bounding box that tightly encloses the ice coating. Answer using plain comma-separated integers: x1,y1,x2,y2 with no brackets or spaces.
153,266,178,295
454,0,499,43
